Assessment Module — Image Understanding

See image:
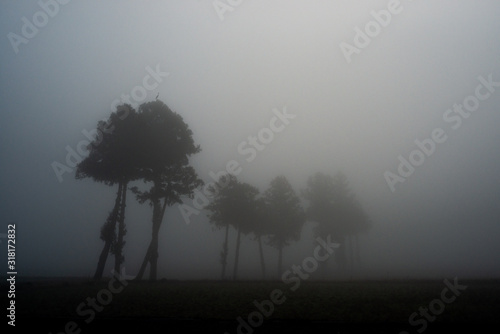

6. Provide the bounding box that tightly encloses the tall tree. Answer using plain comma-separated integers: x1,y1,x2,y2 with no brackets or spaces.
263,176,305,277
93,183,122,279
303,172,338,276
331,173,370,272
205,174,234,280
330,172,370,273
205,174,259,280
252,198,270,279
131,100,203,281
76,104,141,279
303,172,370,277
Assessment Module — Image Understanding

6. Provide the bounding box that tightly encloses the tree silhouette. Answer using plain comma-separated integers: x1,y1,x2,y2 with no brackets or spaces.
252,198,271,279
76,104,140,279
205,174,259,280
263,176,305,277
303,172,370,277
205,174,234,280
131,100,202,281
330,172,370,272
303,172,337,276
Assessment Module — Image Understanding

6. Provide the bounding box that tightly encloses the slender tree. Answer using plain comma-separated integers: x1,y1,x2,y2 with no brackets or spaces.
263,176,305,277
303,172,370,277
76,104,140,279
205,174,235,280
205,175,259,280
133,163,202,280
330,172,370,273
93,183,122,279
303,172,337,276
131,100,203,281
252,198,270,279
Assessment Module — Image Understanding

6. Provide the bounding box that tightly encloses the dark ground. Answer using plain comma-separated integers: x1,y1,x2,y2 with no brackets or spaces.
6,278,500,333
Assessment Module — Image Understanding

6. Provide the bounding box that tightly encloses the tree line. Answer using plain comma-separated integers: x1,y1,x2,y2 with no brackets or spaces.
206,172,370,281
76,100,370,281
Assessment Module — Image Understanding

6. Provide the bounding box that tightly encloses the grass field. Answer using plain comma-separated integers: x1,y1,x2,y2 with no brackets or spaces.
10,278,500,333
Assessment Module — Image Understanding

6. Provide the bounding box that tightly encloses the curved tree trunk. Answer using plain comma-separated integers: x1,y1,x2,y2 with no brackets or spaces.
114,181,128,274
149,225,160,280
135,198,168,281
94,239,112,280
94,183,122,280
149,198,168,281
233,226,242,281
258,235,266,280
220,224,229,280
148,198,161,281
134,243,152,281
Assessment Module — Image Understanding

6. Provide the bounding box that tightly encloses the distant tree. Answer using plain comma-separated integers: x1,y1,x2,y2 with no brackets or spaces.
303,172,370,276
330,172,370,272
205,174,235,280
205,175,259,280
303,172,338,276
76,104,140,279
263,176,305,277
131,100,203,281
250,197,271,279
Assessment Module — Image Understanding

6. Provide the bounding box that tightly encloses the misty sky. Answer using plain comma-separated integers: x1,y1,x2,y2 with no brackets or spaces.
1,0,500,280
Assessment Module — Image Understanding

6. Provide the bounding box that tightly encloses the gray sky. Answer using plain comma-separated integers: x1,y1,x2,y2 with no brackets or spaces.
1,0,500,279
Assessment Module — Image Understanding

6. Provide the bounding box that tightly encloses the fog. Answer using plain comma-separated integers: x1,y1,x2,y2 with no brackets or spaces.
1,0,500,281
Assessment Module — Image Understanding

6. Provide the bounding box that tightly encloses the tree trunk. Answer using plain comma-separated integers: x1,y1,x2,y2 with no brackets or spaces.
135,198,168,281
149,224,160,281
258,234,266,280
94,240,112,280
134,242,152,281
220,224,229,280
149,198,168,281
94,183,122,280
233,226,242,281
149,199,161,281
114,181,128,274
